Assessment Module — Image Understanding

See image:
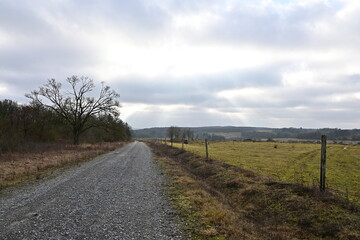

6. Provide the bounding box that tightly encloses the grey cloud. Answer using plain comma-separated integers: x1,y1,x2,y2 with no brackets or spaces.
57,0,170,39
0,42,97,72
113,79,212,105
0,1,49,36
184,0,350,49
125,106,240,129
0,1,99,69
198,66,283,90
246,82,359,110
214,4,316,46
112,63,359,114
347,74,360,83
150,0,220,14
0,1,101,96
112,66,283,106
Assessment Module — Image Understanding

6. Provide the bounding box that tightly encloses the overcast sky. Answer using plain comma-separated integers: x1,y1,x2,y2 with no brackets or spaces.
1,0,360,129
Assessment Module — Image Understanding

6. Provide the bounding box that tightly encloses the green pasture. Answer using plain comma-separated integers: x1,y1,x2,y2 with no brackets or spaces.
170,141,360,202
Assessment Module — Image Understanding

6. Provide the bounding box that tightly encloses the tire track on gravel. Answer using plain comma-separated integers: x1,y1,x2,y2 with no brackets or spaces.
0,141,183,240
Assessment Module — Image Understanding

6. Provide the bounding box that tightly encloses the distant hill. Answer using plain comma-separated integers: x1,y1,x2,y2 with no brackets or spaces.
133,126,360,142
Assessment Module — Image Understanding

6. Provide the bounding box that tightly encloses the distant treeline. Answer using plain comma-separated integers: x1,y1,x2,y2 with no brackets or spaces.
0,99,132,153
235,127,360,141
134,126,360,141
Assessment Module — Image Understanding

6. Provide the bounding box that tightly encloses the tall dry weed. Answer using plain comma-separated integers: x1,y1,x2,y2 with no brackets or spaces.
0,142,126,188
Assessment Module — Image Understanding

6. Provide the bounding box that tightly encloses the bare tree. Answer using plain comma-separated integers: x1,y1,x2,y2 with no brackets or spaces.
167,126,181,147
26,76,120,144
183,128,194,140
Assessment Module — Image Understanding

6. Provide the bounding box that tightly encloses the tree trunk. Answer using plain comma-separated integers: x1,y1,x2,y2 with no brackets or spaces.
73,127,81,145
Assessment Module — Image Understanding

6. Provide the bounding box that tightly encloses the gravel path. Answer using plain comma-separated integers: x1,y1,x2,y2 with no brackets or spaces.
0,141,184,239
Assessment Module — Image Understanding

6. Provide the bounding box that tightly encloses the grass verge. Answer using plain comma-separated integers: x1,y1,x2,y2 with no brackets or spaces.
148,142,360,240
0,142,128,191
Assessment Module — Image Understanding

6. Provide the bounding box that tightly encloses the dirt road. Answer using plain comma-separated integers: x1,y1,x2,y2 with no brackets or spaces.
0,141,183,239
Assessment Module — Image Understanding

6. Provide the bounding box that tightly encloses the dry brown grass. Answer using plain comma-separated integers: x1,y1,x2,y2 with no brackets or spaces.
155,156,248,240
149,142,360,240
0,142,127,190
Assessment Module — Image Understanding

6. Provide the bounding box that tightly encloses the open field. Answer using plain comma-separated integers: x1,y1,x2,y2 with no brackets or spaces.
170,141,360,203
0,142,127,190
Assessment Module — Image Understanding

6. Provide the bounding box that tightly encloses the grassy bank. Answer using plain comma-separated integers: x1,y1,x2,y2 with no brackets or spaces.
170,141,360,203
149,142,360,240
0,142,128,191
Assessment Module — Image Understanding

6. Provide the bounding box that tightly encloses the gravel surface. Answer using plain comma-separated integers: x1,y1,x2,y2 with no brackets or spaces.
0,141,184,239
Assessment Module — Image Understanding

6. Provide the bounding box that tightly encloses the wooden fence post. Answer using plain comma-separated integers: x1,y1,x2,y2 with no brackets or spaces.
205,139,209,161
320,135,327,192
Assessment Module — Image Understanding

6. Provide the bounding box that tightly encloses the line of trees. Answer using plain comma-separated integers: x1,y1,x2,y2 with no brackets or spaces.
166,126,228,142
0,76,132,153
167,126,194,144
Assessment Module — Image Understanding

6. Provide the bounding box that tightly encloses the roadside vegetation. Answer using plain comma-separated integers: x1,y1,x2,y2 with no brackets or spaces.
0,142,127,191
149,141,360,240
0,76,131,190
170,140,360,203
